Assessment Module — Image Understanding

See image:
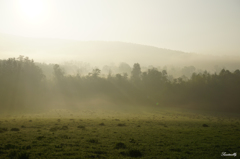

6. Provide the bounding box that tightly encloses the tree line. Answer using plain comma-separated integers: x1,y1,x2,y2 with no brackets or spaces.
1,56,240,113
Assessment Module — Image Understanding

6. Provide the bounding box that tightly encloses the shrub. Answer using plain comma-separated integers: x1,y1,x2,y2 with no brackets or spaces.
17,152,30,159
117,123,126,126
55,145,62,148
0,127,8,133
36,136,45,140
128,149,142,157
119,151,127,156
202,124,209,127
22,145,31,150
170,148,181,152
87,138,98,144
61,126,68,130
77,125,85,129
5,144,18,150
8,150,17,158
49,127,59,132
11,128,20,131
115,142,126,149
129,138,136,143
61,135,70,139
99,123,105,126
94,150,106,155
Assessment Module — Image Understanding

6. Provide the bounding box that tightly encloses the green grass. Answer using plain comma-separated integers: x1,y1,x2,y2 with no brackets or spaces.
0,107,239,158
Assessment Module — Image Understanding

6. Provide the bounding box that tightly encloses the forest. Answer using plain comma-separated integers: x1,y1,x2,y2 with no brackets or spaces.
1,56,240,114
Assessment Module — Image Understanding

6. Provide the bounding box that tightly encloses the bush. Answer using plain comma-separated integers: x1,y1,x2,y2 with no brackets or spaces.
61,135,70,139
5,144,18,150
0,127,8,133
87,138,98,144
49,127,59,132
36,136,45,140
117,123,126,126
17,152,30,159
129,138,136,143
128,149,142,157
77,125,85,129
115,142,127,149
11,128,20,131
61,126,68,130
202,124,209,127
22,145,31,150
7,150,30,159
8,150,17,158
99,123,105,126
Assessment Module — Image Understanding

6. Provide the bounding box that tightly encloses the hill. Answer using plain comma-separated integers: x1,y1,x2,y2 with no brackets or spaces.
0,33,187,65
1,33,240,71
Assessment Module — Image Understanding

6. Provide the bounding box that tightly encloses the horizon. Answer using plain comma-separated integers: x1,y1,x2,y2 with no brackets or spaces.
2,32,240,71
0,32,190,52
1,32,240,57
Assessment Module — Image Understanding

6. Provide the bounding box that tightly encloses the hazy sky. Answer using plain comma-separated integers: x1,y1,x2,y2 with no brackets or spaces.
0,0,240,55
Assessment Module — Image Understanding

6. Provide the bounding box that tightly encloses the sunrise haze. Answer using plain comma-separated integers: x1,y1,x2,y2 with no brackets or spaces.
0,0,239,55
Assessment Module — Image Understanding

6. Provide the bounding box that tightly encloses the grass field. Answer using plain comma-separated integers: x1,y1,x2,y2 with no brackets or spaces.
0,106,240,159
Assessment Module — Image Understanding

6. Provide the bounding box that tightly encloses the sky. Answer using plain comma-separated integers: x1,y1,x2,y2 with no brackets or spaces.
0,0,240,55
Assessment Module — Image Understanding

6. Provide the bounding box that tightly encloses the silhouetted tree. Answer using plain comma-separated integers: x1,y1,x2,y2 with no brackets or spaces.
89,68,101,78
53,64,64,81
118,62,131,74
131,63,141,84
0,56,45,112
1,56,240,113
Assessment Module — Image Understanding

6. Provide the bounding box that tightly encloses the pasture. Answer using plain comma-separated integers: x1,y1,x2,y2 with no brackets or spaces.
0,106,239,158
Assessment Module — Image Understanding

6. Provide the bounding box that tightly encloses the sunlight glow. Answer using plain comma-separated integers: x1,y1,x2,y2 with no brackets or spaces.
0,0,239,55
12,0,52,37
18,0,44,20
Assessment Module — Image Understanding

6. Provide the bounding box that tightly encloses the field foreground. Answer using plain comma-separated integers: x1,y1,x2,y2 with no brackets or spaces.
0,107,240,159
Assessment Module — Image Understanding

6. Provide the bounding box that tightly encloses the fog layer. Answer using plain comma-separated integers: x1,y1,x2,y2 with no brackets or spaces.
1,56,240,115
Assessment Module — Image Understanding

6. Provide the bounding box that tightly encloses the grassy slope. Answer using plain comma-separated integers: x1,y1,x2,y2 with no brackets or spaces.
0,107,239,159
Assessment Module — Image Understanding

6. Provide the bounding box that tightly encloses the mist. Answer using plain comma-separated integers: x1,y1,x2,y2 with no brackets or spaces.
1,34,240,114
1,53,240,114
1,1,240,158
1,33,240,72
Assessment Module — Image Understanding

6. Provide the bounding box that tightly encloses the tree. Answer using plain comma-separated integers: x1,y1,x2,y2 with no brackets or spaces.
131,63,141,83
89,68,101,78
118,62,131,74
0,57,45,112
53,64,64,81
181,66,195,78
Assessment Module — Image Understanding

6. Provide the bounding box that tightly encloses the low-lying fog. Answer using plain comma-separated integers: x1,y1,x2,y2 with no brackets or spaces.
1,33,240,79
1,33,240,115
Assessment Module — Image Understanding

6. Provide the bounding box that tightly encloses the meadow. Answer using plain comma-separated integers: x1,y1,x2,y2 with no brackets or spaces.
0,106,239,159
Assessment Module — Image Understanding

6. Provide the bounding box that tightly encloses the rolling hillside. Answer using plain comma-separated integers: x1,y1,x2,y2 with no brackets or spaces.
1,33,240,71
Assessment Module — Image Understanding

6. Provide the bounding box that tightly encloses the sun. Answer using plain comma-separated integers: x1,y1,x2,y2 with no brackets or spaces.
17,0,45,20
14,0,53,37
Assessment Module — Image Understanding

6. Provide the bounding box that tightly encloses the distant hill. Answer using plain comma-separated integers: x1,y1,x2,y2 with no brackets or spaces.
0,33,186,65
1,33,240,71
